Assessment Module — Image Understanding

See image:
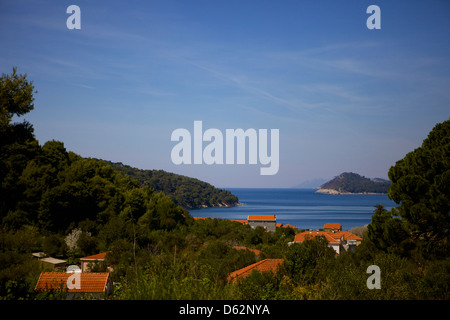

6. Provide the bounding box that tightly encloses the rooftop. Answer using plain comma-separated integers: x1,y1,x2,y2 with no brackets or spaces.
35,272,110,293
248,215,276,221
323,223,342,230
227,259,284,282
294,230,362,243
80,252,107,261
294,231,340,243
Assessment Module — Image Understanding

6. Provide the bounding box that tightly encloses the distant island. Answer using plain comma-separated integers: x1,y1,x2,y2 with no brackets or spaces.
316,172,390,195
96,160,241,209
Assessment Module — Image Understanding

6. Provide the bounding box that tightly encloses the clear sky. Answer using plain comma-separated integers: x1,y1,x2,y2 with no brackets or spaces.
1,0,449,188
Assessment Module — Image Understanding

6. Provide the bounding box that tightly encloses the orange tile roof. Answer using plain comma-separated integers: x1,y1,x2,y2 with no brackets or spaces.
35,272,110,293
248,215,276,221
323,223,342,230
227,259,284,282
294,229,362,244
80,252,107,261
333,231,362,241
294,231,340,243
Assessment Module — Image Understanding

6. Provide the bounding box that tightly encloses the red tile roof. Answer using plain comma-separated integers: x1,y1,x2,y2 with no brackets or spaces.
333,231,362,241
35,272,110,293
294,230,362,244
248,215,276,221
227,259,284,282
294,231,340,243
80,252,107,261
323,223,342,230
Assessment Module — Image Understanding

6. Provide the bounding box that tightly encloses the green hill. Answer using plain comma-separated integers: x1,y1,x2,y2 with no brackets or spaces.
96,160,240,209
316,172,390,194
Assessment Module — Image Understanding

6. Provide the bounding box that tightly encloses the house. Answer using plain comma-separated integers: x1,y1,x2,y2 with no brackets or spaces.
323,223,342,232
333,231,363,250
80,252,108,272
247,215,277,232
294,231,343,254
32,252,66,270
291,228,362,255
192,214,301,231
35,272,112,299
227,259,284,283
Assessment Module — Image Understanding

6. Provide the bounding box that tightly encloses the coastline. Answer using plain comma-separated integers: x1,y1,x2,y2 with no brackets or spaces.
315,188,387,195
187,188,396,231
193,202,244,209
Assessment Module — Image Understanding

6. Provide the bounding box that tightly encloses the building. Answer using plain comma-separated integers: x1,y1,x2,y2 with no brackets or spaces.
323,223,342,232
192,214,298,231
247,215,277,232
32,252,66,270
291,227,362,255
80,252,108,272
336,231,363,248
227,259,284,283
293,231,342,254
35,272,112,299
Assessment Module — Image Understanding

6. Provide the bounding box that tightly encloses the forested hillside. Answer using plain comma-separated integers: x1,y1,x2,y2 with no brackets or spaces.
98,160,239,209
317,172,390,194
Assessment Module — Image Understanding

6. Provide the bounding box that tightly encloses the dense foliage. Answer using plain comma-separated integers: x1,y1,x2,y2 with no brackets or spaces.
320,172,390,194
0,69,448,300
376,119,450,259
98,160,239,209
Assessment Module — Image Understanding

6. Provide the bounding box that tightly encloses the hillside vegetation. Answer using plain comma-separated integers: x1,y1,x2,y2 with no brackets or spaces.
99,160,239,209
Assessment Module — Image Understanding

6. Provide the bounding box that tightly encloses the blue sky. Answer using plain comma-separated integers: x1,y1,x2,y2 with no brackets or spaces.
1,0,449,188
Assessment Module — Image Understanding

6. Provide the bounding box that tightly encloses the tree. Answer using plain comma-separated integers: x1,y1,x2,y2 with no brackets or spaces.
367,204,411,256
387,119,450,258
0,67,35,134
0,68,37,220
284,237,335,284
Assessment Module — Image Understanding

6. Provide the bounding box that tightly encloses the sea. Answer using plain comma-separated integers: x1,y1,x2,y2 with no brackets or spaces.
189,188,397,231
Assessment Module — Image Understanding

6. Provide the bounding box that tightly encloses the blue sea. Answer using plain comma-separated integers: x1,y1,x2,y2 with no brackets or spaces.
189,188,397,231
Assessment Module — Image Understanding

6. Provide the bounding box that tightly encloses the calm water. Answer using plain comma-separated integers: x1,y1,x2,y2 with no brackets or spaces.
189,188,397,231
